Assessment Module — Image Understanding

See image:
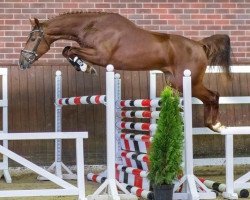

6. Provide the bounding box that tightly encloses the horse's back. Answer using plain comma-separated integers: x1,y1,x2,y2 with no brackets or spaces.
94,13,137,31
88,13,208,76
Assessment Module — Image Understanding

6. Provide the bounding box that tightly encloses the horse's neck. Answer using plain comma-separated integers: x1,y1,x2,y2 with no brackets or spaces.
44,14,94,43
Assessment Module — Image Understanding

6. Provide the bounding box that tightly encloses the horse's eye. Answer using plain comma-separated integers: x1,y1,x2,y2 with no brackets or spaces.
30,37,36,42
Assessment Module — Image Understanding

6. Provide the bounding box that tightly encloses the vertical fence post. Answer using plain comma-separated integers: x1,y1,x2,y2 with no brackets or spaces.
115,73,122,164
55,70,63,178
182,70,201,200
149,71,157,126
222,133,238,199
226,134,235,195
2,69,11,183
106,65,116,184
183,70,194,177
91,65,137,199
76,137,85,200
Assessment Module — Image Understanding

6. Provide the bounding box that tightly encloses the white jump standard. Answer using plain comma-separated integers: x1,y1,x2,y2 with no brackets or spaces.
88,65,137,200
173,70,216,200
38,70,78,181
221,127,250,200
43,71,107,181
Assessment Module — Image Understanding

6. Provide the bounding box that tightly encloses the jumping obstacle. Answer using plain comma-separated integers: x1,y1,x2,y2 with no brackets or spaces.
0,68,11,183
53,65,136,200
220,127,250,199
54,66,216,199
87,69,216,199
115,70,216,199
0,132,87,199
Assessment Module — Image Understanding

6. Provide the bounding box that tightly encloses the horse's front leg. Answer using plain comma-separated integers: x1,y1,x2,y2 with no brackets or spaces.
62,46,97,75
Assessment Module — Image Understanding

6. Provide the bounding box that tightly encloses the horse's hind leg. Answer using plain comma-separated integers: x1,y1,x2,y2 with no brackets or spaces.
193,84,223,132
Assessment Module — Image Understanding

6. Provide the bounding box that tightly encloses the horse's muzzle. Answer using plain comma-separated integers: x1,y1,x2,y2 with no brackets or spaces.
19,56,31,70
19,61,30,70
19,50,36,70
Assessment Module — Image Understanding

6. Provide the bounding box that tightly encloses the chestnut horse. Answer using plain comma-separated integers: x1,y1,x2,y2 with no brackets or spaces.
19,12,231,132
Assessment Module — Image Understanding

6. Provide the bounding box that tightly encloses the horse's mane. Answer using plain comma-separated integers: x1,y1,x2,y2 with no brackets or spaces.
47,11,111,22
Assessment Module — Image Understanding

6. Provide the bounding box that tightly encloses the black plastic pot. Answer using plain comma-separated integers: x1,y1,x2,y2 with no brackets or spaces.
153,184,174,200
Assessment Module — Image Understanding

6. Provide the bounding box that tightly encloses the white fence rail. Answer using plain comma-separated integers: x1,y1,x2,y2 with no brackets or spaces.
0,68,11,183
150,65,250,166
0,132,88,200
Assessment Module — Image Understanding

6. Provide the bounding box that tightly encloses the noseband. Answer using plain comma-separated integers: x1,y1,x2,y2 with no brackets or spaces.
21,28,50,67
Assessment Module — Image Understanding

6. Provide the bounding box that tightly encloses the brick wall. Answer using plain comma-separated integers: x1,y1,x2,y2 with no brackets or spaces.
1,0,250,66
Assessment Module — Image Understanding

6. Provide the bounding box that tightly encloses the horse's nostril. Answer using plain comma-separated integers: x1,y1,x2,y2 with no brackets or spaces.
20,65,25,70
18,61,29,70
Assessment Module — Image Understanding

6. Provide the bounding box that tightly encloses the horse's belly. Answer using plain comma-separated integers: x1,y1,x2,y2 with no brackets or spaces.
111,58,163,70
110,49,166,70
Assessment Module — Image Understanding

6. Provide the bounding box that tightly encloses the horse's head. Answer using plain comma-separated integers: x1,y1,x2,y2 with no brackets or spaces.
19,18,50,69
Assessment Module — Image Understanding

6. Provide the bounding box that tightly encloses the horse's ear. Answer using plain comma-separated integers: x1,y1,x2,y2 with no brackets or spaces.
29,18,40,28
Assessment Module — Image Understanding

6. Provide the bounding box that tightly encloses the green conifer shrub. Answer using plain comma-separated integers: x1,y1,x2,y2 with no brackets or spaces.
148,86,184,185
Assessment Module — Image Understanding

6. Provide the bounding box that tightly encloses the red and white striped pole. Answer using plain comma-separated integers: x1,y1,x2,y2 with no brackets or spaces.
116,110,160,119
56,95,106,106
118,99,161,108
116,122,157,133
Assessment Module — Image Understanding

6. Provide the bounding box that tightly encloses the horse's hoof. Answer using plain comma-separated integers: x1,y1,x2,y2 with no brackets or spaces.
218,125,227,133
211,122,226,133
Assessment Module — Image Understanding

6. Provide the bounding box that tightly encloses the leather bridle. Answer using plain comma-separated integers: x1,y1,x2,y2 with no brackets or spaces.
20,28,50,68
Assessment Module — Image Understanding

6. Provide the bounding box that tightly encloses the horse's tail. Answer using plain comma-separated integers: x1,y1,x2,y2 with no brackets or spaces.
200,34,232,79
